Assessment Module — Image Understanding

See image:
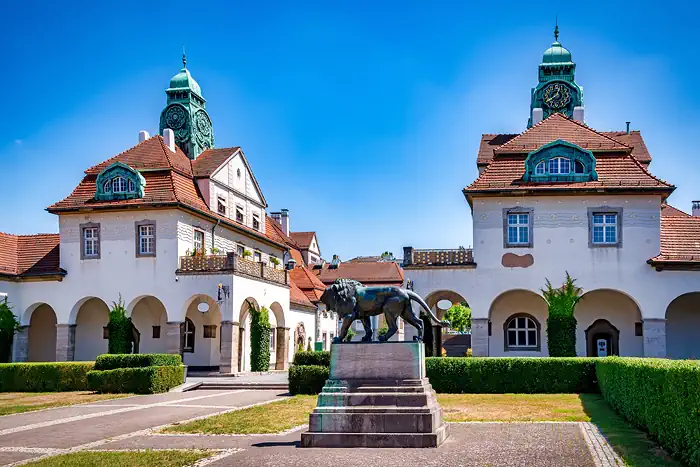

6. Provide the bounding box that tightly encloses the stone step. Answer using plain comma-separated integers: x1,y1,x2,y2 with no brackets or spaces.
317,393,436,407
190,382,288,391
301,424,450,448
309,409,444,434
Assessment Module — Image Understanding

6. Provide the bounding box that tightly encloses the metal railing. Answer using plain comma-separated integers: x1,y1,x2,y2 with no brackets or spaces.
404,247,474,266
178,254,288,285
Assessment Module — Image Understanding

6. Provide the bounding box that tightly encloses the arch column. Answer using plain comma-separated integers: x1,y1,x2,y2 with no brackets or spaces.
220,321,240,374
56,324,76,361
12,326,29,362
166,321,184,356
275,327,290,370
643,318,666,358
471,318,489,356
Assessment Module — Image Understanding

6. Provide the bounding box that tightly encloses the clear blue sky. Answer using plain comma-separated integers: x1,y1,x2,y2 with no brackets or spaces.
2,1,699,260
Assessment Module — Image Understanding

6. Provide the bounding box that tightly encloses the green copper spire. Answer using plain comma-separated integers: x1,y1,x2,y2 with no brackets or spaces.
159,54,214,159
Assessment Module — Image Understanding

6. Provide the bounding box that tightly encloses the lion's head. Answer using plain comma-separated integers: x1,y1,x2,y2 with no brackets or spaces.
320,279,364,317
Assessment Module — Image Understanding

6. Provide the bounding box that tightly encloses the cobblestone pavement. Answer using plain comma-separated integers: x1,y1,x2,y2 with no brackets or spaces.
0,390,623,467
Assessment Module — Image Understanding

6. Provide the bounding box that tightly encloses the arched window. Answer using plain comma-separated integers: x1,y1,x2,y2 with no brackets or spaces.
548,157,570,175
535,161,545,175
574,160,585,174
127,179,135,192
103,180,111,192
504,314,540,351
183,318,195,352
112,176,127,193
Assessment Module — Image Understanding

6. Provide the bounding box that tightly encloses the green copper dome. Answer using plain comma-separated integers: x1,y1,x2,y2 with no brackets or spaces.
542,41,572,64
168,67,201,96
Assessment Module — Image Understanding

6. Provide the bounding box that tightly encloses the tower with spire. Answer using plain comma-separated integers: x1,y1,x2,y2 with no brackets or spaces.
527,24,584,127
159,52,214,159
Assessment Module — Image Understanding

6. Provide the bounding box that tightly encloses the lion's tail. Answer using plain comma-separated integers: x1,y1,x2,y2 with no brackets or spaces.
407,290,450,327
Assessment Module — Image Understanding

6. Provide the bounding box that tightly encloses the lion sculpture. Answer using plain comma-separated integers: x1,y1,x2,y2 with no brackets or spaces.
320,279,449,343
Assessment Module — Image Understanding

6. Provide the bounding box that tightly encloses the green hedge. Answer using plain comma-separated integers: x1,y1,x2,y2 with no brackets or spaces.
546,315,577,357
425,357,598,393
289,365,329,395
0,363,94,392
293,351,330,367
94,354,182,370
597,358,700,467
87,365,185,394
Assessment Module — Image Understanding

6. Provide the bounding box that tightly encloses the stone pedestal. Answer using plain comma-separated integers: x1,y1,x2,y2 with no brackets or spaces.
301,342,449,448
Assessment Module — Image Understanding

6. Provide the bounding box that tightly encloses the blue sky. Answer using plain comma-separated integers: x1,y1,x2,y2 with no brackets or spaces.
2,1,699,260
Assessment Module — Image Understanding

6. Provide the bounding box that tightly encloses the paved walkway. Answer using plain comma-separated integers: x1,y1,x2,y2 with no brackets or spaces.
0,390,623,467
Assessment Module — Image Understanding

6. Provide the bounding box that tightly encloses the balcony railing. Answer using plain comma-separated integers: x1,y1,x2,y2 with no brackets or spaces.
178,253,288,285
403,247,475,267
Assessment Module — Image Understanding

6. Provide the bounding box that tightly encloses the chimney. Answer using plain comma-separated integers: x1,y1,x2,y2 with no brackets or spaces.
329,254,340,269
279,209,290,236
626,121,631,135
138,130,150,143
693,201,700,217
403,246,414,266
573,106,584,123
532,108,544,126
163,128,176,152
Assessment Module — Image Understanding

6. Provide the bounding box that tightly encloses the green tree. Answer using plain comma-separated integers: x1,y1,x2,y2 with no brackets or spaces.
542,271,583,357
444,303,471,332
107,295,133,354
250,305,271,371
0,298,19,363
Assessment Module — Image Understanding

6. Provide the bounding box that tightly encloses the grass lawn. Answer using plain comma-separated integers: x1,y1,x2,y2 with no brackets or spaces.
0,392,133,416
23,450,213,466
438,393,587,422
163,396,317,435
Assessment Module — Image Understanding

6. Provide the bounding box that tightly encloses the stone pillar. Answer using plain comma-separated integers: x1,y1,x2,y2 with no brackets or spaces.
275,327,290,370
166,321,184,356
219,321,240,374
55,324,76,362
12,326,29,362
471,318,489,357
643,318,666,358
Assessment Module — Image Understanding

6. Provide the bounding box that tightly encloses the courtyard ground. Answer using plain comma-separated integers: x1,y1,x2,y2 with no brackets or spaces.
0,393,132,416
0,390,682,466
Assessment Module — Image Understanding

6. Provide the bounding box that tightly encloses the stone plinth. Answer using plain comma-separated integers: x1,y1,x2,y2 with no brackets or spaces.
301,342,449,448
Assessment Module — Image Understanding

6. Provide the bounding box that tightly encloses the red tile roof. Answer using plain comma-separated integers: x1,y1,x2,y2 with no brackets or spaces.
661,204,690,218
47,137,286,250
290,280,315,309
289,232,316,249
265,216,305,266
650,214,700,266
192,147,240,177
290,265,326,302
0,233,63,278
314,261,404,287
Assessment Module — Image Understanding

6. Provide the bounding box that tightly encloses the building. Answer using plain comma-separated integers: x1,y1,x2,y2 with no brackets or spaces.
404,30,700,359
0,56,335,371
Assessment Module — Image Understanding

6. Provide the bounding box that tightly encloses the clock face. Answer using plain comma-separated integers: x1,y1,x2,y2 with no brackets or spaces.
194,110,213,148
542,83,571,109
164,105,188,130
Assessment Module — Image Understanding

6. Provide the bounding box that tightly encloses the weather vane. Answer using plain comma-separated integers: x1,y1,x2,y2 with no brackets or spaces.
182,45,187,68
554,17,559,41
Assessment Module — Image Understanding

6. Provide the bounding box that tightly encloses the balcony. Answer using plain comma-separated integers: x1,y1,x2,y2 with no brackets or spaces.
178,253,288,285
403,247,475,267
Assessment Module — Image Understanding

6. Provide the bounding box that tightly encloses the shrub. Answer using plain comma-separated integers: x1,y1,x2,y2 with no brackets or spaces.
542,272,582,357
377,326,389,338
94,354,182,371
425,357,598,394
0,362,93,392
444,303,471,332
88,365,185,394
250,305,271,372
0,298,19,363
343,327,356,342
289,365,329,395
596,358,700,467
107,296,133,354
293,351,330,367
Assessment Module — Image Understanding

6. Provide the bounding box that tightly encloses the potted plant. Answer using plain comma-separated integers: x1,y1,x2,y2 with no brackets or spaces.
270,257,281,268
242,250,252,259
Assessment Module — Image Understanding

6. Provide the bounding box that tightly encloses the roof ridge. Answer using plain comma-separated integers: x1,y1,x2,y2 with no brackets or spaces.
561,114,633,150
625,152,674,188
85,135,161,174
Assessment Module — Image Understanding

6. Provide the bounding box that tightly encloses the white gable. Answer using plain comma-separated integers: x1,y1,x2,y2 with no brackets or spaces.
210,150,265,206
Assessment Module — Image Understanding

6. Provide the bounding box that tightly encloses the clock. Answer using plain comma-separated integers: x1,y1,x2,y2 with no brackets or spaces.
542,83,571,109
193,110,213,148
164,104,188,130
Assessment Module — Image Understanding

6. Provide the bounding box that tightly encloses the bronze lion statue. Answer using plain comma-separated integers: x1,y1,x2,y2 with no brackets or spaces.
320,279,449,343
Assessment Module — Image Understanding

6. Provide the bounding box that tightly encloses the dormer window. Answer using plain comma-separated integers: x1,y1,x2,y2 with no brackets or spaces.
548,157,570,174
112,176,127,193
95,162,145,201
523,140,598,183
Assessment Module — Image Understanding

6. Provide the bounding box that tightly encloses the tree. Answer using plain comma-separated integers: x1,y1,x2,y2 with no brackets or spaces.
444,303,471,332
542,271,583,357
380,251,395,261
250,305,271,371
107,295,133,354
0,298,19,363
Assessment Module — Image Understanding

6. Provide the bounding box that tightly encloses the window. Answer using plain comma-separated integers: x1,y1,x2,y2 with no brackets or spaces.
574,160,585,174
103,180,111,192
504,314,540,351
252,213,260,230
236,245,245,257
193,229,204,253
112,176,127,193
505,211,530,247
236,206,244,223
152,326,161,338
81,223,100,259
136,222,156,256
591,212,619,245
103,327,109,339
217,196,227,215
184,318,195,352
548,157,570,174
535,161,545,175
254,251,262,262
270,330,275,350
128,179,135,192
635,322,643,337
237,168,241,178
203,325,217,339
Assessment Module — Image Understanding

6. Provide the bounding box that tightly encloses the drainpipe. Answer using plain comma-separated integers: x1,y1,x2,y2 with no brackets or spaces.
211,218,220,253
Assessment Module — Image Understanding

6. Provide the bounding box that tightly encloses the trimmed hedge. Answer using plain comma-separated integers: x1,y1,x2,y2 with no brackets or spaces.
293,351,330,367
87,365,185,394
546,315,577,357
0,362,93,392
597,358,700,467
425,357,598,393
289,365,329,395
94,354,182,371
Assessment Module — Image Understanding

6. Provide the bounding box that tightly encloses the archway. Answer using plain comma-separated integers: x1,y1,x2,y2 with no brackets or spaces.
74,298,109,361
666,292,700,359
238,298,259,372
129,296,168,354
575,289,642,357
424,290,470,356
585,319,620,357
183,295,221,370
27,304,57,362
488,289,548,356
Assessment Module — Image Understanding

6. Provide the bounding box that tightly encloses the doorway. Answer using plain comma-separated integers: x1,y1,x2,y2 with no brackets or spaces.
585,319,619,357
